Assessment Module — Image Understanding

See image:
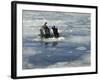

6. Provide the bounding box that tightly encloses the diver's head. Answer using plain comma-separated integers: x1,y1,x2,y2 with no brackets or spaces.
53,26,55,28
45,22,47,24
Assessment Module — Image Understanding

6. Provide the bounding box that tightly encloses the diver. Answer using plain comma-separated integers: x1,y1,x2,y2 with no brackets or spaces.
41,22,51,38
52,26,59,38
40,29,44,38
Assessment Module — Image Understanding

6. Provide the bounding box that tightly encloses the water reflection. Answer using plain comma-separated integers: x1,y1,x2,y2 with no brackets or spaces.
52,42,58,46
40,41,58,47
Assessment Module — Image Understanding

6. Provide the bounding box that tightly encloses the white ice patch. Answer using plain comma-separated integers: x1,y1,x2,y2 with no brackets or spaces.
33,37,65,42
43,37,65,42
68,51,73,53
76,47,87,50
47,47,57,51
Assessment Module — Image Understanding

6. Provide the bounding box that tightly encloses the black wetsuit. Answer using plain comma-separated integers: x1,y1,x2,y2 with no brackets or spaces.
52,27,59,38
44,27,50,38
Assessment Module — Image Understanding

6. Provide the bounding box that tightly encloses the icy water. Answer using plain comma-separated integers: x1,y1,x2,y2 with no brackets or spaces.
22,10,91,69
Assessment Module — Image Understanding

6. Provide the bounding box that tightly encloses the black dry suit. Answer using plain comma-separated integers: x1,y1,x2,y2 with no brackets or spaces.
44,26,50,38
52,26,59,38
